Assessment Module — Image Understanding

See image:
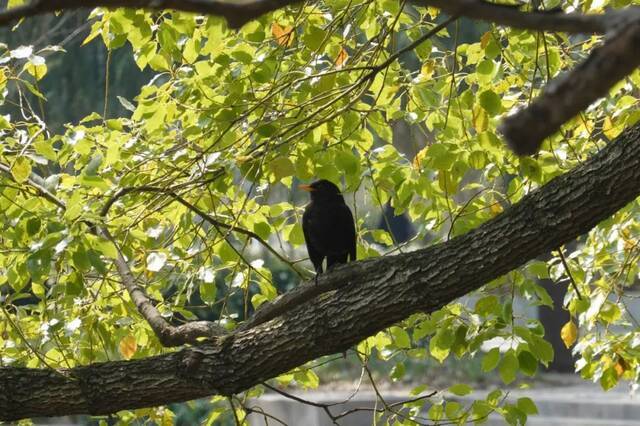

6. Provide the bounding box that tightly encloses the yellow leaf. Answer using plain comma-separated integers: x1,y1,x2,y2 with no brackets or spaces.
560,320,578,348
624,239,637,251
413,147,428,169
621,228,632,239
615,356,628,377
119,334,137,360
603,116,621,140
236,155,254,165
271,23,294,47
489,202,503,216
421,60,434,80
8,0,27,7
82,21,102,46
472,104,488,133
480,31,492,49
335,47,349,68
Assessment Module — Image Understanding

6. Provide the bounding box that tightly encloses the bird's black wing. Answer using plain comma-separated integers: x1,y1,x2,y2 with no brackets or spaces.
331,203,357,262
344,204,357,262
302,205,324,273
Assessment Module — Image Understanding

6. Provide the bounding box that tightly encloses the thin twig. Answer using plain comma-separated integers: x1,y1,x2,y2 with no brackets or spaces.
556,246,583,300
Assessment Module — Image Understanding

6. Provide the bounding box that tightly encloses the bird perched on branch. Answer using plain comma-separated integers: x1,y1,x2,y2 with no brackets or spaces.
299,179,356,274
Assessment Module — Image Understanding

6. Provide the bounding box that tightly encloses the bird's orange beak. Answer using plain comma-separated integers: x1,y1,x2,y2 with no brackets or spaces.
299,184,315,192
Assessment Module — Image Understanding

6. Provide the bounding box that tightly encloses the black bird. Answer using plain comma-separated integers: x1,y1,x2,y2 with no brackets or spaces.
300,179,356,274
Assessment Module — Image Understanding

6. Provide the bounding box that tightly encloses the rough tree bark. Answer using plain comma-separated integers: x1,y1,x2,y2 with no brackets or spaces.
1,123,639,421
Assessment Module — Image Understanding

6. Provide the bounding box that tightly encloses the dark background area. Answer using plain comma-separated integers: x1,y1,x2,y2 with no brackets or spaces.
0,9,150,132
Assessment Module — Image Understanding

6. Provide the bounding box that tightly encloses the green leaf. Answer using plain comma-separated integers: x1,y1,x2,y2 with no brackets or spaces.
23,81,47,100
242,21,265,42
11,157,32,183
370,229,393,246
600,302,621,324
502,300,513,323
257,279,277,301
33,140,57,161
533,284,553,307
475,295,499,316
413,318,436,339
65,272,84,296
476,59,494,75
390,326,411,349
253,221,271,240
213,242,236,264
430,327,454,363
529,334,554,366
479,90,502,116
448,383,472,396
468,150,486,169
200,282,217,305
269,156,295,181
8,265,27,292
503,405,527,426
517,350,538,376
600,366,618,391
93,239,118,259
0,114,10,130
78,175,110,191
527,260,549,278
516,397,538,415
257,123,277,137
32,281,45,298
471,401,493,420
335,150,360,176
482,347,500,372
428,404,443,422
390,362,405,381
24,59,47,80
499,350,519,384
303,25,326,51
26,217,41,236
72,245,91,271
285,223,305,246
296,369,319,389
444,401,461,420
425,143,456,170
87,249,108,275
519,157,542,182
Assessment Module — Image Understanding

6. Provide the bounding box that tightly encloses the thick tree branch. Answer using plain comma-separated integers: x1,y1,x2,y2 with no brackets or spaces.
3,0,631,34
101,228,228,345
0,164,312,345
2,0,638,157
500,19,640,155
417,0,637,35
419,1,640,155
0,0,303,30
2,122,640,421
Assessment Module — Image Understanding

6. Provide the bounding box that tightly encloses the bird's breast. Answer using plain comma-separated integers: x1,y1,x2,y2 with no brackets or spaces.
303,201,354,254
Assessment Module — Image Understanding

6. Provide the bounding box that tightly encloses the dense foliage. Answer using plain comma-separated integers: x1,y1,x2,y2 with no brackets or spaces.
0,0,639,424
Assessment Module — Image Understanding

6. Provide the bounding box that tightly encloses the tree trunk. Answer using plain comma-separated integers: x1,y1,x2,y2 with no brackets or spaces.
2,123,640,421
